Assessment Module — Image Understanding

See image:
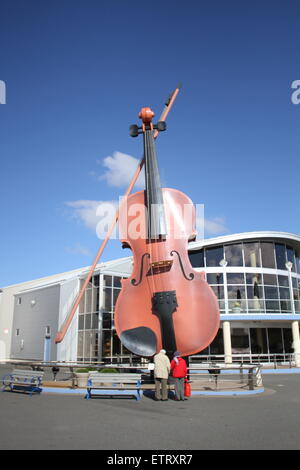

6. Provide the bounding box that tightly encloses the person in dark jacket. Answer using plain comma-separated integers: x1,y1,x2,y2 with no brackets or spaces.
170,351,187,401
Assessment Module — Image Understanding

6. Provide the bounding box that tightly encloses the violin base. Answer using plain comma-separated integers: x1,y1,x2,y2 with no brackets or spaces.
120,326,157,357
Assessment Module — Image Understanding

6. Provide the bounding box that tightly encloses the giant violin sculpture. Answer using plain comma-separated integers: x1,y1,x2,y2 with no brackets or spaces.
114,107,220,358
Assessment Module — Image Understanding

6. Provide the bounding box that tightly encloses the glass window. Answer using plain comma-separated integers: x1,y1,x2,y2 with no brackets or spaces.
103,275,112,287
113,276,122,288
295,251,300,274
225,244,243,266
227,273,245,285
85,313,92,330
264,286,279,299
268,328,283,353
102,312,112,329
206,273,223,284
275,244,286,270
85,289,92,312
189,250,204,268
247,285,263,299
279,287,290,300
113,332,121,355
102,330,111,357
210,285,224,300
227,286,246,299
104,288,112,311
231,328,250,352
113,289,120,308
261,242,276,269
77,331,84,358
287,246,296,272
278,275,289,287
263,274,278,286
265,300,280,312
283,328,293,353
244,243,261,268
91,312,99,330
250,328,268,354
205,246,224,267
209,330,224,355
78,315,85,330
246,273,262,284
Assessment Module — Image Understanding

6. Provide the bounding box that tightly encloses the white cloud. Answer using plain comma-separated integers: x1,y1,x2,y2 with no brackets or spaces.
99,151,145,189
65,243,92,257
204,217,229,236
65,199,119,239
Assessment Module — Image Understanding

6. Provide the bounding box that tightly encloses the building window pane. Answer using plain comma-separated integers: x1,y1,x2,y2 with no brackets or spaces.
295,252,300,274
113,276,122,288
227,273,245,285
78,315,85,330
225,244,243,266
275,244,286,270
263,274,278,286
244,243,261,268
102,330,111,358
209,329,224,355
189,250,204,268
261,242,276,269
104,288,112,311
246,273,262,284
85,313,92,330
91,312,99,330
77,331,84,357
206,273,223,284
102,312,111,329
247,285,263,299
264,286,279,299
103,275,112,287
205,246,224,267
250,328,268,354
231,328,250,353
268,328,283,353
85,289,92,312
210,285,224,300
286,246,296,272
278,275,289,287
113,289,120,308
228,286,246,299
283,328,293,353
113,331,121,355
265,300,280,312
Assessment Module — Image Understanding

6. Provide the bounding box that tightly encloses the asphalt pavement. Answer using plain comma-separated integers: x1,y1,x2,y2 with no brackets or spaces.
0,365,300,450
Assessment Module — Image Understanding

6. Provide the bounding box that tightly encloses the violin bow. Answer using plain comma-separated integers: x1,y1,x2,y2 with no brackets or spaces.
55,83,182,344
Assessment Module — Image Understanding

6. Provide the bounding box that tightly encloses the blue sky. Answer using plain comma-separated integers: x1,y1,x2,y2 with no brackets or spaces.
0,0,299,286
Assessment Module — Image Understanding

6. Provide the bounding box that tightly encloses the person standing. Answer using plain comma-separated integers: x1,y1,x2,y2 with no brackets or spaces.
170,351,187,401
153,349,171,401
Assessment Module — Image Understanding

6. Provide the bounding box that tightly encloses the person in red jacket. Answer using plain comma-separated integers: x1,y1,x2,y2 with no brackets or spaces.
170,351,187,401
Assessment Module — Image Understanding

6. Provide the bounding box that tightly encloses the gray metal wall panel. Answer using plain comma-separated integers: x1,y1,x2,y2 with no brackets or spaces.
11,284,60,361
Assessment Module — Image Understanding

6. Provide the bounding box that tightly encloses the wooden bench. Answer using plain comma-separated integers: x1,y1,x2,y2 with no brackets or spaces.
85,372,142,400
2,369,44,396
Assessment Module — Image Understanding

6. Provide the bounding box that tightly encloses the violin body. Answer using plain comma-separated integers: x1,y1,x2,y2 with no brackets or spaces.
114,187,220,357
114,106,220,358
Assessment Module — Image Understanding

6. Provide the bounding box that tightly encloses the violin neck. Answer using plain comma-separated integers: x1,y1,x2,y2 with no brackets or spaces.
143,128,167,240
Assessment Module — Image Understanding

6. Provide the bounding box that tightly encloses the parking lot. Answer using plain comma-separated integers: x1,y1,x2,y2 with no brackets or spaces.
0,367,300,450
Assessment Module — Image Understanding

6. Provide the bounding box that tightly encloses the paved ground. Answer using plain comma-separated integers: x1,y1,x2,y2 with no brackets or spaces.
0,364,300,450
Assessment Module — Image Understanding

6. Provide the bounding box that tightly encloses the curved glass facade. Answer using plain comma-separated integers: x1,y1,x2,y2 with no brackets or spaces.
189,241,300,315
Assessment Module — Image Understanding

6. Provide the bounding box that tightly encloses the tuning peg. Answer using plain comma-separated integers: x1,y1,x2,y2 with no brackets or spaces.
155,121,167,132
129,124,140,137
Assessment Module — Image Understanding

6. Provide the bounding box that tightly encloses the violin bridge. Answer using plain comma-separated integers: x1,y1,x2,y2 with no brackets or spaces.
147,260,173,275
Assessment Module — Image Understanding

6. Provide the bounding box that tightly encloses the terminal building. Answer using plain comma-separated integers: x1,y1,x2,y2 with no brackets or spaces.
1,231,300,366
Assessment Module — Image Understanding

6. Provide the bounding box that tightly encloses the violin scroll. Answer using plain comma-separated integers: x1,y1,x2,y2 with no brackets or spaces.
129,107,166,137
